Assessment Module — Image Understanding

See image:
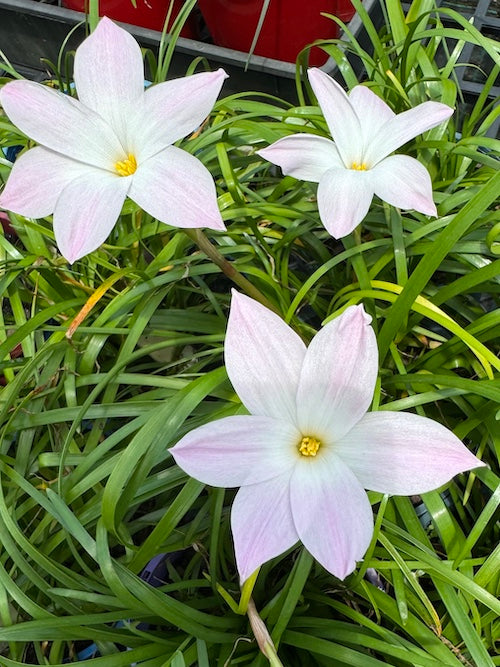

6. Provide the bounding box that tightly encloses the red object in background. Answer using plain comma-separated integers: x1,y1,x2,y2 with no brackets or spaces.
197,0,355,66
62,0,198,38
0,211,16,239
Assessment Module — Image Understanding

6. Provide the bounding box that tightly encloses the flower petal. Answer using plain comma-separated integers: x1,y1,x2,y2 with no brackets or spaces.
365,101,453,165
336,411,485,495
296,305,378,442
225,291,306,423
317,167,374,238
371,154,437,216
170,415,300,487
73,17,144,148
0,147,94,218
348,85,395,148
290,454,373,580
0,81,124,169
132,69,228,162
231,473,299,583
129,146,225,230
308,68,363,166
53,170,130,262
257,134,343,183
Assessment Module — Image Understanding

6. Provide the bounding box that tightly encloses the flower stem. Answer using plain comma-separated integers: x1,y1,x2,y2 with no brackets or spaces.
237,567,260,614
87,0,100,31
247,598,284,667
184,229,279,314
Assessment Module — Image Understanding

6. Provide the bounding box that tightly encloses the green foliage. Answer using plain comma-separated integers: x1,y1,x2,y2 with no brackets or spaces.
0,0,498,664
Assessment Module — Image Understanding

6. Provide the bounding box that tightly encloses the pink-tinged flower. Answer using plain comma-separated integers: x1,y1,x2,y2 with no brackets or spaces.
0,17,227,262
258,68,453,239
170,291,484,582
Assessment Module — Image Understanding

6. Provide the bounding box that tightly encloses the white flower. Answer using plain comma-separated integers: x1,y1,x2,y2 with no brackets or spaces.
258,68,453,238
171,291,483,582
0,17,227,262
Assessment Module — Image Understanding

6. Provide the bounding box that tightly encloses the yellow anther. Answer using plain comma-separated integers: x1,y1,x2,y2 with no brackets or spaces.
351,161,368,171
115,154,137,177
298,436,321,457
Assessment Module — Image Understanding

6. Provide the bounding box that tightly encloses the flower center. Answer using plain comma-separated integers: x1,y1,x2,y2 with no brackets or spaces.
350,161,368,171
298,435,321,457
115,154,137,177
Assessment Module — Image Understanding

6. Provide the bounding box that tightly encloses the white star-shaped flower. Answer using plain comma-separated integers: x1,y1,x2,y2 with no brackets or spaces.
0,17,227,262
258,68,453,238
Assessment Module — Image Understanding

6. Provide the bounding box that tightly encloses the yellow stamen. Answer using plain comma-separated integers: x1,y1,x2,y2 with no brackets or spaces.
298,435,321,457
351,161,368,171
115,154,137,177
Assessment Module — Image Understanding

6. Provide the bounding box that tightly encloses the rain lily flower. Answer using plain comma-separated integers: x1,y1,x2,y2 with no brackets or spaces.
0,17,227,262
258,68,454,239
171,291,484,582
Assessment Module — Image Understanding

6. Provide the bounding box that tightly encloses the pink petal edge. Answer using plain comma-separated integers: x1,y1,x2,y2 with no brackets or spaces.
365,101,454,166
53,170,130,262
0,80,124,170
370,154,437,216
170,414,300,488
290,454,374,580
296,304,378,441
132,68,228,162
257,134,343,183
232,473,299,583
336,411,485,495
317,167,374,238
0,147,97,219
308,68,363,167
129,146,225,231
348,84,395,143
225,291,306,423
73,16,144,147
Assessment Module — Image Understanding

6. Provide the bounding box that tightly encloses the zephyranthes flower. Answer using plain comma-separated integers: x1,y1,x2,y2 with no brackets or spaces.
0,17,227,262
171,291,484,582
258,68,454,239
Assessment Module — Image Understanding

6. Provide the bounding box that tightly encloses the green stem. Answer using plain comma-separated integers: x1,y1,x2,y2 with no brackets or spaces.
184,229,279,314
238,567,260,614
87,0,100,31
247,598,284,667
